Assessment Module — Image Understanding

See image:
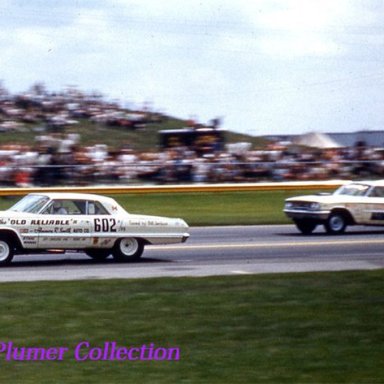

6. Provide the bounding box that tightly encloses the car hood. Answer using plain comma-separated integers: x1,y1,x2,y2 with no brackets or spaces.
0,210,36,217
285,194,365,204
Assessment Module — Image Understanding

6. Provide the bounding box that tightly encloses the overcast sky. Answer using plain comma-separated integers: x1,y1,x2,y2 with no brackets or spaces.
1,0,384,136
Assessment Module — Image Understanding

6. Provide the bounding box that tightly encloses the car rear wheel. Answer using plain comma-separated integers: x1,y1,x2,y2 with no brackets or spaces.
0,238,14,265
294,219,317,235
113,238,144,262
325,212,347,234
85,249,111,261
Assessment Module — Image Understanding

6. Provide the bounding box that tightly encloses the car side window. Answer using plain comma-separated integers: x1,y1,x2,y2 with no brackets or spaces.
42,200,83,215
87,201,109,215
368,187,384,198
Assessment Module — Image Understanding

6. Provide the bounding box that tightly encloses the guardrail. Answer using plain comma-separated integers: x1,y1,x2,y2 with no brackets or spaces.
0,180,347,196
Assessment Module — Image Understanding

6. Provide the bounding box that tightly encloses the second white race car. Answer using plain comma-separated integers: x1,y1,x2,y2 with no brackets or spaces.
284,180,384,234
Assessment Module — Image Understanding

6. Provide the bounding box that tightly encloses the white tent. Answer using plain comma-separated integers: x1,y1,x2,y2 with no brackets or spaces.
293,132,342,149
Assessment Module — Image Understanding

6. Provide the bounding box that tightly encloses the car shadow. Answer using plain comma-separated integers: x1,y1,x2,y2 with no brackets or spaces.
6,256,173,268
278,228,384,237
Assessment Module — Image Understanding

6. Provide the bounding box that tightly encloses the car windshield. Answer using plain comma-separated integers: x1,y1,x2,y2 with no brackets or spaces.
8,195,50,213
334,184,370,197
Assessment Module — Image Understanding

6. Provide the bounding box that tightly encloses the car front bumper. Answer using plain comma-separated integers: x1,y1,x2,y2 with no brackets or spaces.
284,209,330,221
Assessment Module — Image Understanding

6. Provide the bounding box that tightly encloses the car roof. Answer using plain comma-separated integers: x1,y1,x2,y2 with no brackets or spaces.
370,180,384,187
27,192,126,214
28,192,116,203
348,180,384,187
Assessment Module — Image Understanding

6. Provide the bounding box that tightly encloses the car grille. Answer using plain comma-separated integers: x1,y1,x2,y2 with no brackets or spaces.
288,202,315,210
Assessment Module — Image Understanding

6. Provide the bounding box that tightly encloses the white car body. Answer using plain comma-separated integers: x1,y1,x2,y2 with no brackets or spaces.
284,180,384,234
0,192,189,265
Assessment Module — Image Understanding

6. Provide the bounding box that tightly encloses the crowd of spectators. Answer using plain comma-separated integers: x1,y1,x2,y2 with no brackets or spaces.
0,82,384,187
0,82,160,132
1,140,384,187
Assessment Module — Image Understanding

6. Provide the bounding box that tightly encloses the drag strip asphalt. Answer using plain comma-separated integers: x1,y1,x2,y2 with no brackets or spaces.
0,225,383,282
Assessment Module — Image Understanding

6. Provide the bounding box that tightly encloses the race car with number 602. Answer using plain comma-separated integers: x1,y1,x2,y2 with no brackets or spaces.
0,193,189,265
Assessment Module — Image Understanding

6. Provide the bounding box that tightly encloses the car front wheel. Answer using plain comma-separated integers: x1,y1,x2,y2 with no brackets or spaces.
294,219,317,235
0,238,14,265
325,212,347,234
113,238,144,262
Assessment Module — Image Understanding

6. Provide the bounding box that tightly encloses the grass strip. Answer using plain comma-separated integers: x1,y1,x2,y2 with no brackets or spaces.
0,271,382,383
0,189,322,226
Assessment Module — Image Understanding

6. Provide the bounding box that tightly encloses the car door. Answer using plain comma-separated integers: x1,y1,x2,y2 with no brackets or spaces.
37,199,92,249
362,186,384,225
88,201,118,249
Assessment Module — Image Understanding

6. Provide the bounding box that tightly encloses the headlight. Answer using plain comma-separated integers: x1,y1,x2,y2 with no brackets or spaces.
309,202,321,211
285,202,293,209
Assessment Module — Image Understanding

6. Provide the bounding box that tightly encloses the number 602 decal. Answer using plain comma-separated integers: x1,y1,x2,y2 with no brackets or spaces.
94,218,117,232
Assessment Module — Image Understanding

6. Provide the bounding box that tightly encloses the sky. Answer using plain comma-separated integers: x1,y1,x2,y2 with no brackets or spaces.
0,0,384,136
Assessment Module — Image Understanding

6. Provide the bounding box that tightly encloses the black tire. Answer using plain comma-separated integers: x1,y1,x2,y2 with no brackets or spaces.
294,219,317,235
325,212,347,234
85,249,111,261
0,237,14,265
112,238,144,262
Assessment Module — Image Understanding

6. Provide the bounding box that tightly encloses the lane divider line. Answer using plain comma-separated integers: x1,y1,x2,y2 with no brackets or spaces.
231,270,252,275
149,238,384,250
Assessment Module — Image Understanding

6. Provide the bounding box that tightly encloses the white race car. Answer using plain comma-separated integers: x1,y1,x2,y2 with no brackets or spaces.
0,193,189,265
284,180,384,234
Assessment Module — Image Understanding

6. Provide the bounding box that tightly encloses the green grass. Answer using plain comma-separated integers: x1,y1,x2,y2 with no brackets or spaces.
72,118,184,150
0,271,382,383
0,189,320,226
114,191,296,225
8,119,185,151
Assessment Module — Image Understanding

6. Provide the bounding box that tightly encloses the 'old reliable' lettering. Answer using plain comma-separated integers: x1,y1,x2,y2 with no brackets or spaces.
31,220,70,226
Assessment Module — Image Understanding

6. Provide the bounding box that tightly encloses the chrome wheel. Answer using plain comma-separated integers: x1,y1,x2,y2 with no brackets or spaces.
0,241,10,261
119,238,140,256
113,238,144,262
325,213,347,234
0,239,14,265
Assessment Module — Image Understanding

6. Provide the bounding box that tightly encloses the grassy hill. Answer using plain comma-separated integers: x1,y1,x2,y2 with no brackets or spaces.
3,118,267,151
